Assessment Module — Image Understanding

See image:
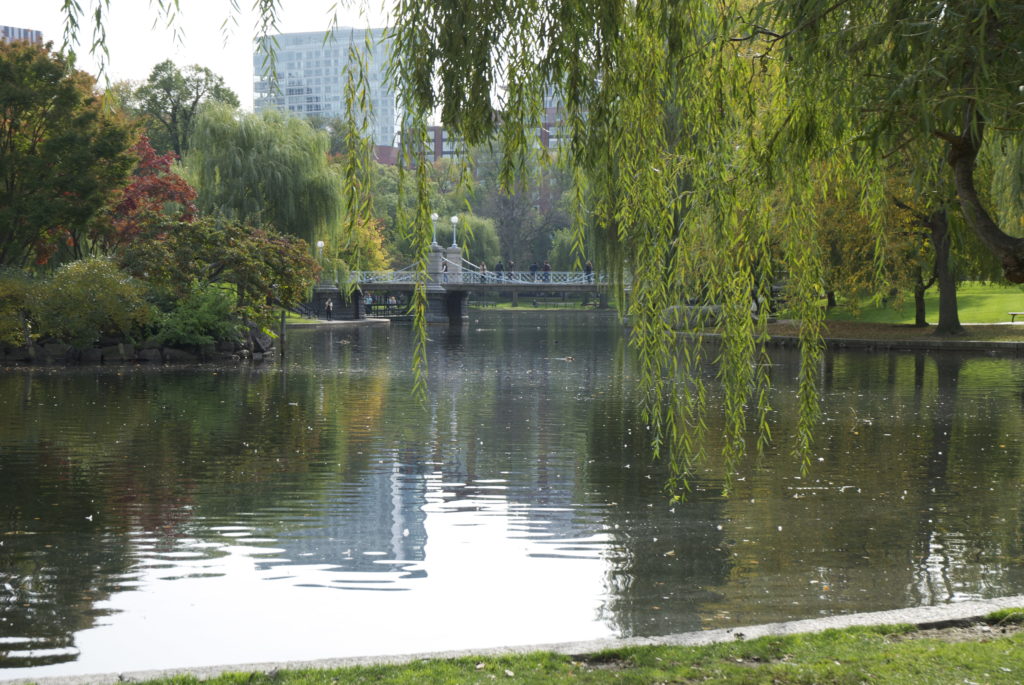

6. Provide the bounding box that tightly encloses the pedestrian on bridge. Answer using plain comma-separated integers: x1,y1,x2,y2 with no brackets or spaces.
584,260,593,283
530,262,538,281
495,261,504,281
542,260,551,282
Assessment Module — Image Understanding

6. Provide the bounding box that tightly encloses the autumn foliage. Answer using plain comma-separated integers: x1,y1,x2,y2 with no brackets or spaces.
102,136,196,250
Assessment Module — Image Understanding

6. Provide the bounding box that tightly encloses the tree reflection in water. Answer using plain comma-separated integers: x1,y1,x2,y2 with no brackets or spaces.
2,317,1024,672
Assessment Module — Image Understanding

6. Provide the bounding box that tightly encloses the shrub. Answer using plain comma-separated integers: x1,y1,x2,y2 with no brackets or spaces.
32,258,155,347
0,269,34,348
155,284,242,347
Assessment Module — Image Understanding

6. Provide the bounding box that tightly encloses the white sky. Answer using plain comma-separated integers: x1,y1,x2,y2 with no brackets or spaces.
4,1,391,110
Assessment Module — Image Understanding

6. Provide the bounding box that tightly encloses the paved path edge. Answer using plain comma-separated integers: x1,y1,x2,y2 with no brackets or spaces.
7,596,1024,685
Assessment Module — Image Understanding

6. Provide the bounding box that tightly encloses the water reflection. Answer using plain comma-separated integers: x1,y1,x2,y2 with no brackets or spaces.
2,315,1024,677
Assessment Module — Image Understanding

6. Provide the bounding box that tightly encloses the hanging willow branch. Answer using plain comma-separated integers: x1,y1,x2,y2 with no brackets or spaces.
59,0,1024,496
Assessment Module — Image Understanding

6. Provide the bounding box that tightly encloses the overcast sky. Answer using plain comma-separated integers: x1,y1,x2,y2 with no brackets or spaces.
5,1,390,109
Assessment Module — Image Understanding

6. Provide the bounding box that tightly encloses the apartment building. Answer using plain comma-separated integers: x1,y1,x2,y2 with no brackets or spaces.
0,25,43,44
253,28,399,148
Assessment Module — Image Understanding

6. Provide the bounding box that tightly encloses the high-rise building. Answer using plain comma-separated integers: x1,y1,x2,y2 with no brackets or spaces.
253,28,399,148
0,25,43,44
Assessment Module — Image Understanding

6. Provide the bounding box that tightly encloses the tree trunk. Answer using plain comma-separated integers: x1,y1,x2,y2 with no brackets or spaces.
913,282,928,327
826,290,837,309
942,104,1024,283
929,209,964,336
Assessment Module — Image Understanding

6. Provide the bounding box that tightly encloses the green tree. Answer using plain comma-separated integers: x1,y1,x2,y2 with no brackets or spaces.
184,104,343,247
308,115,363,158
470,147,569,266
756,2,1024,282
132,60,239,157
547,228,577,271
118,218,319,327
387,0,1024,481
0,40,135,268
0,268,34,348
371,160,462,267
436,213,500,266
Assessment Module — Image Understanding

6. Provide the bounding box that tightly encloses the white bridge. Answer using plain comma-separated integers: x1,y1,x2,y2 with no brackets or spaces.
349,268,607,288
314,245,615,324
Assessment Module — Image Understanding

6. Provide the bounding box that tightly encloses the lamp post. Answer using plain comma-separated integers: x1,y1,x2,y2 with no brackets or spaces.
430,213,439,245
316,240,325,283
450,215,459,248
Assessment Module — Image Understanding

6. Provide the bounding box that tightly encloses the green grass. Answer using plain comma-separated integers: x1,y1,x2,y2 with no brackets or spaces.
139,614,1024,684
284,311,322,324
827,282,1024,325
475,299,602,311
986,608,1024,626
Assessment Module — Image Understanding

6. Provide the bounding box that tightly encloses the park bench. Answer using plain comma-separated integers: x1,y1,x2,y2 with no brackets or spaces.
1010,312,1024,322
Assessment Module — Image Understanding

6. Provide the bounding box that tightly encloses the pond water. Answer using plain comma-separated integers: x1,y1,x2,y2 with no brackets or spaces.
2,311,1024,678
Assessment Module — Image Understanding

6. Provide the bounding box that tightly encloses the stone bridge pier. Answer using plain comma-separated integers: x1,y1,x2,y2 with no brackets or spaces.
425,243,468,325
424,290,468,324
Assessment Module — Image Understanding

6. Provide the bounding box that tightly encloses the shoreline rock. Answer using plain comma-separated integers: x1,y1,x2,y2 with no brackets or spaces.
0,338,275,367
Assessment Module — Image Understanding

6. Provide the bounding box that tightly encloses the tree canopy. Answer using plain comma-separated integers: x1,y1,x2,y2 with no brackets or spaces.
184,104,344,247
386,0,1024,484
98,136,197,253
131,60,240,157
118,217,319,326
0,40,135,268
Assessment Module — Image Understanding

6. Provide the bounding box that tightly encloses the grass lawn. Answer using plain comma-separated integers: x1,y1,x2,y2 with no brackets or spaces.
142,611,1024,684
284,311,322,325
767,319,1024,342
826,281,1024,325
475,300,602,311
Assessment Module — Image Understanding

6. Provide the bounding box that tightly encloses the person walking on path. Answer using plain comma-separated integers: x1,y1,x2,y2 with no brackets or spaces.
325,299,334,321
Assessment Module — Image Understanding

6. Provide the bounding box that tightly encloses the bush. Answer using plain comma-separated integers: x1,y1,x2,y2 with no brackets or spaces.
155,284,242,347
32,258,154,347
0,269,34,348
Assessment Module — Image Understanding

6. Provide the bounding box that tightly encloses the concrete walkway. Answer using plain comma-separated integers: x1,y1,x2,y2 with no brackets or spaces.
6,596,1023,685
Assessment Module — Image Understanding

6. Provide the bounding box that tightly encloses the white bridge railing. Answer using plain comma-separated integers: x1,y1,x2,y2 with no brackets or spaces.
348,270,421,284
348,270,609,286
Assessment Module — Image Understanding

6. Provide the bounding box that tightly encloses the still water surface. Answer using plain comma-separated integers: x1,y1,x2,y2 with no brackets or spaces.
2,312,1024,677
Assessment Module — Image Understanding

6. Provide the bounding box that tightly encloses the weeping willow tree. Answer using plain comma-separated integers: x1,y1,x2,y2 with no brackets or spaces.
385,0,1024,491
59,1,1024,493
184,104,343,247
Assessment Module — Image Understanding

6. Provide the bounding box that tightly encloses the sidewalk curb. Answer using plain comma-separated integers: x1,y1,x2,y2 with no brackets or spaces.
7,596,1024,685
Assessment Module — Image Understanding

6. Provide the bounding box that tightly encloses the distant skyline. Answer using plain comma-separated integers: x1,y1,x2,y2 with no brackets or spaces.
4,1,390,110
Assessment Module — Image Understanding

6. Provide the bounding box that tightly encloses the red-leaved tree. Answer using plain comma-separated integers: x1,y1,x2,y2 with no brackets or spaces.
99,135,196,251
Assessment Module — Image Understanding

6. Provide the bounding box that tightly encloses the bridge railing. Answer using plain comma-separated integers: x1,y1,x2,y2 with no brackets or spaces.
348,269,609,286
458,270,605,285
348,270,421,285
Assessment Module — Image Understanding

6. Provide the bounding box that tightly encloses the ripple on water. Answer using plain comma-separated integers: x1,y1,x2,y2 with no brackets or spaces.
3,322,1024,676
